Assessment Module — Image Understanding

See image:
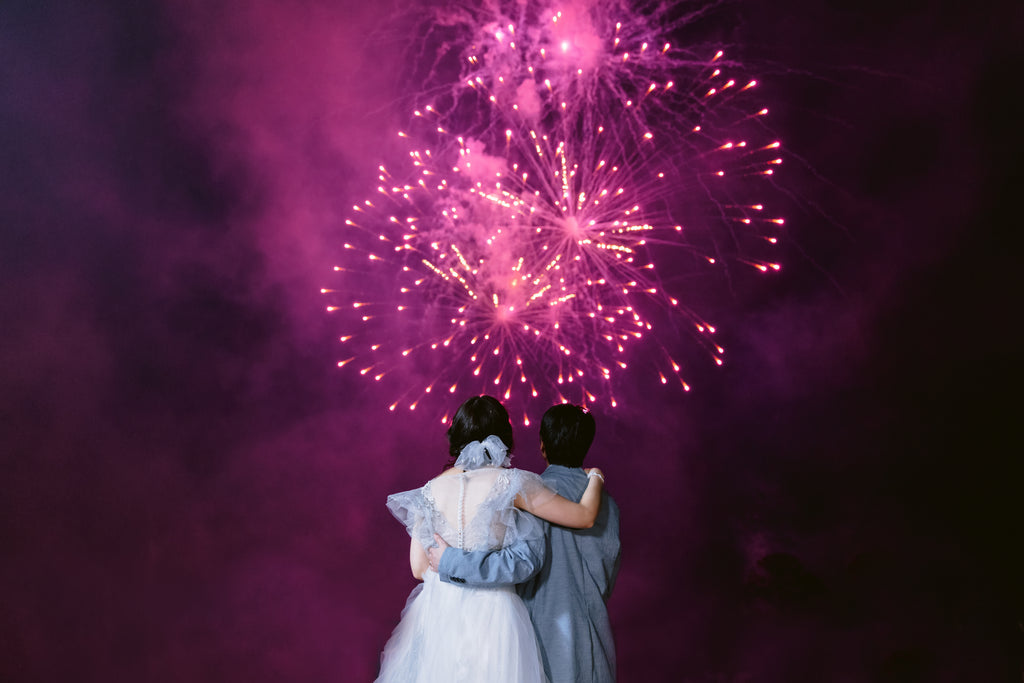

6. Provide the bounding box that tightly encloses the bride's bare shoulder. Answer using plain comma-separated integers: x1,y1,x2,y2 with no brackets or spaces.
435,467,464,479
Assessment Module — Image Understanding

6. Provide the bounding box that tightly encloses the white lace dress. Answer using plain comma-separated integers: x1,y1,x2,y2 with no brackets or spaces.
374,466,556,683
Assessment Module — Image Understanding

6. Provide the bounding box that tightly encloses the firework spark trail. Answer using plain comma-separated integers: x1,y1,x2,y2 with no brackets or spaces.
411,0,735,143
327,0,785,422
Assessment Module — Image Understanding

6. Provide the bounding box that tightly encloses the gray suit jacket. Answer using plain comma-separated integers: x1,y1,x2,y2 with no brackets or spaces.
437,534,546,586
437,465,621,683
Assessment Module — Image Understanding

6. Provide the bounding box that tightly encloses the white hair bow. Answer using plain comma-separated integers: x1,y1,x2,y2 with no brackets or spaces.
454,434,511,470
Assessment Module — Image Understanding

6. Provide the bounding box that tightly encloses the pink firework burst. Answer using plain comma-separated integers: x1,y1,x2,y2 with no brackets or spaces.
327,1,784,423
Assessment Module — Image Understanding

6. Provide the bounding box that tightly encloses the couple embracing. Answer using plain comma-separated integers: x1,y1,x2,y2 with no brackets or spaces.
375,395,621,683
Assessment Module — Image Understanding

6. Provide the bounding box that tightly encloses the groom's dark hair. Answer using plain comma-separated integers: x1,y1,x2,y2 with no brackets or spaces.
540,404,595,468
447,395,515,463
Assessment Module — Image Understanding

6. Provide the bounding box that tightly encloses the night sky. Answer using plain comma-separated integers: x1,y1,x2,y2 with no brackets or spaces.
2,1,1022,681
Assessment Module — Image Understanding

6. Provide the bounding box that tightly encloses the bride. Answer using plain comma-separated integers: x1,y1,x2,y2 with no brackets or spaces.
374,395,605,683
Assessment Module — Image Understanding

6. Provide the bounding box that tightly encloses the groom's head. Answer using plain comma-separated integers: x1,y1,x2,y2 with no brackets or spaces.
539,404,596,468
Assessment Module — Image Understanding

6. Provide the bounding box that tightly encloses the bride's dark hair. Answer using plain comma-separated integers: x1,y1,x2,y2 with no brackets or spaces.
446,395,515,465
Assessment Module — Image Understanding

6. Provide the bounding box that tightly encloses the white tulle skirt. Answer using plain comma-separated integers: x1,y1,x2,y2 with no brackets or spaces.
375,570,548,683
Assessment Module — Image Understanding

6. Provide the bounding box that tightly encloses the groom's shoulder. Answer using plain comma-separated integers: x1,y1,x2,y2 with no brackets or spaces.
541,464,585,477
540,464,587,488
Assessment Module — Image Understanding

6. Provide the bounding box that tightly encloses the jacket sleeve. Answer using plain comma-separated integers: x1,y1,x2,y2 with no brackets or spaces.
436,535,546,587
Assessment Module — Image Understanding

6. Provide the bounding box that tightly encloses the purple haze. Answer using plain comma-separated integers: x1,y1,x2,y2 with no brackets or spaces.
1,0,1021,681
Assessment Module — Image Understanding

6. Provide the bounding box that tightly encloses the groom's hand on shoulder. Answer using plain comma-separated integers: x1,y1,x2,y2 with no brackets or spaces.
427,533,451,572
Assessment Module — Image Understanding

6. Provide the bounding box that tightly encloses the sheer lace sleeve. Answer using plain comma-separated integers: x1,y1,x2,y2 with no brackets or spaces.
513,469,559,508
480,469,556,550
385,486,437,550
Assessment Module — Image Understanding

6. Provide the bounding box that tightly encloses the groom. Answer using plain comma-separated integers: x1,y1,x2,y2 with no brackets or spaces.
428,403,621,683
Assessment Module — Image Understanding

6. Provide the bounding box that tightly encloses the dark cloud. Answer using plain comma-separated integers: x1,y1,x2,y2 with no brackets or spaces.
2,0,1021,681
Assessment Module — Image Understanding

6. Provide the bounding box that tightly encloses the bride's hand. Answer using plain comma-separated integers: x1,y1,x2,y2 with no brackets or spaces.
585,467,604,482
